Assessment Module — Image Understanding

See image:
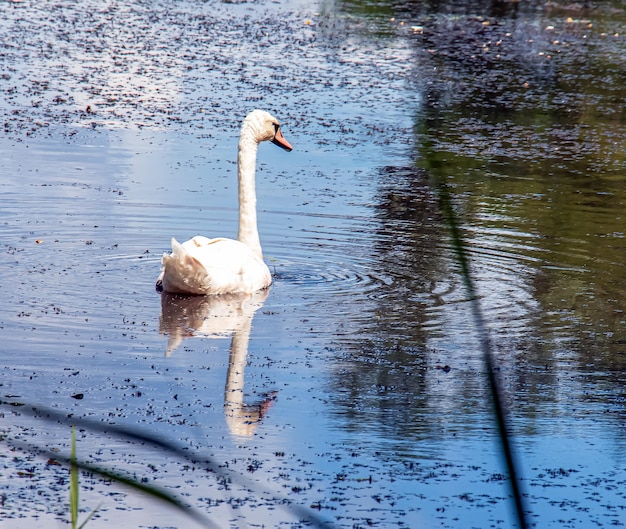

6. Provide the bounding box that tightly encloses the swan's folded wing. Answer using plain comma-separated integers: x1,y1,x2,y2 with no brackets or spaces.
159,238,212,294
186,237,271,295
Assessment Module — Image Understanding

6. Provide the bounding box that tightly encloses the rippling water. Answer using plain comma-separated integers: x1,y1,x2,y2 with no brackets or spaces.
2,0,626,527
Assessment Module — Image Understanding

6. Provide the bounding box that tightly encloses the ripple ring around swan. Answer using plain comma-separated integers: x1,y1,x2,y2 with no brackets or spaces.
273,261,394,294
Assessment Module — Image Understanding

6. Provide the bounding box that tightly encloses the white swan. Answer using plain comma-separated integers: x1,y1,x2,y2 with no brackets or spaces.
156,109,293,295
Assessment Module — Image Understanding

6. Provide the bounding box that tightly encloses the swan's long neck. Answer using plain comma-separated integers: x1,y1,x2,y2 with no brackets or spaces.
237,125,263,259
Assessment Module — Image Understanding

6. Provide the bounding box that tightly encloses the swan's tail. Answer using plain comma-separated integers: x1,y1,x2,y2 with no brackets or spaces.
156,238,209,295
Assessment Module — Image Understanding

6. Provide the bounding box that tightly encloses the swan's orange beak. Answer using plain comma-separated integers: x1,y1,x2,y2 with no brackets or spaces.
271,126,293,152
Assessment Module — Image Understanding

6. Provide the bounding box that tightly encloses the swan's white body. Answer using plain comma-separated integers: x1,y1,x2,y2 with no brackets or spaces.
157,110,292,295
159,236,271,296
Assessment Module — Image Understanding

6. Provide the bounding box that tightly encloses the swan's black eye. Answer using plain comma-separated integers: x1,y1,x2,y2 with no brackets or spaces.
273,123,279,133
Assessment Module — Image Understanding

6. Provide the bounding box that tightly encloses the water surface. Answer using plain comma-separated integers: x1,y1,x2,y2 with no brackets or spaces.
1,0,626,527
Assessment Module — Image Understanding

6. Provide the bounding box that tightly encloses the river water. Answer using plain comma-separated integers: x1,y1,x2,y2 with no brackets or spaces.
1,0,626,527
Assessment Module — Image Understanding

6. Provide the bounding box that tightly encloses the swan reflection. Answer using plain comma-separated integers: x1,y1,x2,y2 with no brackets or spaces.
159,289,275,436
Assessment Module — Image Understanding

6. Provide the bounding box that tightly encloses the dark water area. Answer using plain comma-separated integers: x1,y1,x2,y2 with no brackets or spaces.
2,0,626,527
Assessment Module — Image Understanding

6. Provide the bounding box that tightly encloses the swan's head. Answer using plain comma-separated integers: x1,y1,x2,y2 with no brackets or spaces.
244,109,293,152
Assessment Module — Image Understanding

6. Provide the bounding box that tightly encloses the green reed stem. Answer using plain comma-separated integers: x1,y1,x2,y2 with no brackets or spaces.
437,182,529,529
70,426,79,529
